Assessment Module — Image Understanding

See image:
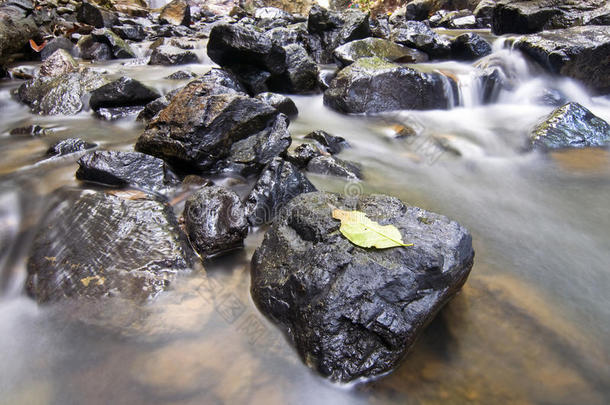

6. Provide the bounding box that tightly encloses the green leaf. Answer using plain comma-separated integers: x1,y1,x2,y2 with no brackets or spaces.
332,209,413,249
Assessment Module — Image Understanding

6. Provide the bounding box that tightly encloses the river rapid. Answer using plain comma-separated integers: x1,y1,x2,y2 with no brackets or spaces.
0,32,609,404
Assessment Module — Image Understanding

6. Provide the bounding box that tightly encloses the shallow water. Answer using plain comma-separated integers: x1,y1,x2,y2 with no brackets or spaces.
0,35,609,405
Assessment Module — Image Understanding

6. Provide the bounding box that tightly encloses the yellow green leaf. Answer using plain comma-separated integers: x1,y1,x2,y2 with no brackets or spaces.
332,209,413,249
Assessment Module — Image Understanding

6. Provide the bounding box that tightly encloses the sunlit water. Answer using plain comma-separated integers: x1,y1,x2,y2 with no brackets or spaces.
0,33,609,405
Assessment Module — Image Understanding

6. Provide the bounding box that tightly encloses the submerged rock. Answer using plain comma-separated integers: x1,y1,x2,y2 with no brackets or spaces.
530,102,610,150
304,130,349,155
245,157,316,226
26,188,192,303
512,26,610,94
255,92,298,117
324,57,452,114
16,69,107,115
76,151,180,193
46,138,96,157
183,185,248,258
135,79,280,172
307,155,362,180
333,37,428,67
251,192,474,382
89,76,160,111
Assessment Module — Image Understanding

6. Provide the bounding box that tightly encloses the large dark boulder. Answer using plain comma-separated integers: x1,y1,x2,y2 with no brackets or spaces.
90,28,136,59
245,157,316,226
450,33,492,61
323,57,453,114
159,0,191,26
492,0,609,35
207,23,287,75
333,37,428,67
512,26,610,95
38,49,78,78
268,44,318,93
77,2,119,28
183,186,248,258
76,151,180,193
530,102,610,150
304,130,349,155
135,79,281,172
255,92,299,117
0,1,38,66
251,192,474,381
26,188,193,303
89,77,161,111
16,69,107,115
390,21,451,59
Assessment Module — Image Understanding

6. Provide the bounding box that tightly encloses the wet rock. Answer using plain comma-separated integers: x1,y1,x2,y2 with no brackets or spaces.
221,114,292,176
26,188,192,303
90,28,136,59
0,1,38,66
268,44,318,93
112,24,146,41
434,9,478,29
207,23,286,75
391,21,451,59
323,57,452,114
318,69,337,90
403,0,432,22
77,2,119,28
16,69,107,115
251,191,474,381
254,6,295,22
183,185,248,258
369,14,391,39
245,157,316,226
307,5,371,63
38,49,78,78
304,129,349,154
89,76,160,111
40,37,76,60
333,37,428,67
159,0,191,26
135,80,279,172
46,138,96,157
307,155,362,180
450,33,492,61
266,26,300,47
474,0,496,27
77,35,113,61
76,150,180,193
198,67,248,93
229,65,271,94
255,92,298,117
164,70,197,80
530,102,610,150
149,44,199,65
136,92,176,123
95,106,145,121
285,143,323,168
512,26,610,94
9,124,50,137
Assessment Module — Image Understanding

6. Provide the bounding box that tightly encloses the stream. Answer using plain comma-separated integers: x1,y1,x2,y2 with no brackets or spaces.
0,32,609,404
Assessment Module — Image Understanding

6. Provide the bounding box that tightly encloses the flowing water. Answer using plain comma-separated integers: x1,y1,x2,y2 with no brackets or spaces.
0,33,609,405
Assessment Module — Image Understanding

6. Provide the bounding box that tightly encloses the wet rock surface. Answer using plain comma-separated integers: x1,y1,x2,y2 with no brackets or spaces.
512,26,610,94
324,57,452,114
183,185,248,258
159,0,191,27
450,33,492,60
251,191,474,381
76,151,180,193
77,2,119,28
391,20,451,59
26,188,192,303
530,102,610,150
307,155,362,180
255,92,298,117
89,77,160,111
46,138,97,157
135,78,285,173
333,37,428,67
245,157,316,226
304,129,349,155
285,143,323,168
38,49,78,78
149,44,199,65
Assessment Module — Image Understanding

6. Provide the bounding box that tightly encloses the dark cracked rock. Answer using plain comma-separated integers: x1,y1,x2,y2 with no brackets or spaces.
255,92,298,117
26,188,193,303
135,79,280,173
251,191,474,382
307,155,362,180
285,143,324,169
76,151,180,193
149,44,199,65
323,57,453,114
183,185,248,258
38,49,78,78
245,157,316,226
512,26,610,95
390,20,451,59
89,77,161,111
46,138,96,157
529,102,610,150
268,44,319,94
333,37,428,67
77,2,119,28
304,130,349,155
450,33,492,61
207,23,287,75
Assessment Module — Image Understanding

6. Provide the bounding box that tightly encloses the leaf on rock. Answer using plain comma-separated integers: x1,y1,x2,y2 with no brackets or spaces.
332,209,413,249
